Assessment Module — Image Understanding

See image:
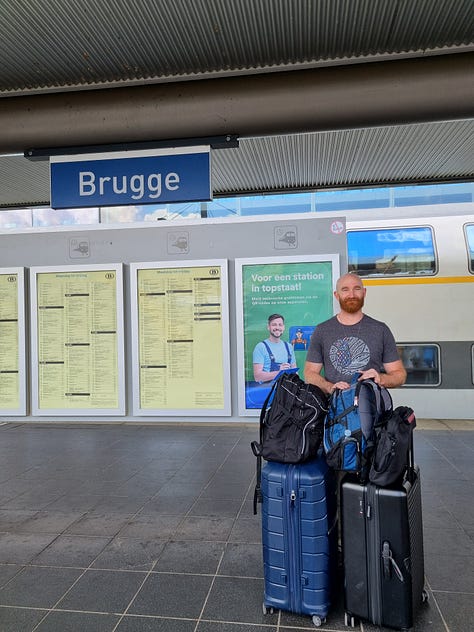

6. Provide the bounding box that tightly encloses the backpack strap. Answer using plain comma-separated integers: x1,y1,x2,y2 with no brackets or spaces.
251,375,281,515
360,378,393,422
252,450,263,514
326,384,358,428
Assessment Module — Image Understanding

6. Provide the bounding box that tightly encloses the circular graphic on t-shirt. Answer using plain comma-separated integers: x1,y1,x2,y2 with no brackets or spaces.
329,336,370,376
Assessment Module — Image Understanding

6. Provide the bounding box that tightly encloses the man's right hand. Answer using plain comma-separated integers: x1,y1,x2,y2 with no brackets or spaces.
331,381,351,391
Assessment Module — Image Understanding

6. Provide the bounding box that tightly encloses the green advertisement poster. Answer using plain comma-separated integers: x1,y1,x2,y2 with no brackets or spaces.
241,258,336,409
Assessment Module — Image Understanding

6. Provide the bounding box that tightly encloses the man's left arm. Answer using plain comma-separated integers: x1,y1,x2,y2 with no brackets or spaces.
359,360,407,388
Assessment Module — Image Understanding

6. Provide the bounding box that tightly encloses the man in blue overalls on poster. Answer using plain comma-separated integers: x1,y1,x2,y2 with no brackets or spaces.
253,313,297,383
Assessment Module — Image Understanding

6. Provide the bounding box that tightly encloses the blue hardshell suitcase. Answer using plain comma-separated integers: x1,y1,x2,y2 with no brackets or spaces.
261,457,337,627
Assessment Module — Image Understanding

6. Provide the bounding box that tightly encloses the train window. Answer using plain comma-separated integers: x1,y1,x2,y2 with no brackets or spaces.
347,227,436,277
464,224,474,273
397,344,441,387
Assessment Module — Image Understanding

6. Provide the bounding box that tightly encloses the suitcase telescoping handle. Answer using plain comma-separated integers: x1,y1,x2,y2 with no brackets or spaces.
407,417,416,483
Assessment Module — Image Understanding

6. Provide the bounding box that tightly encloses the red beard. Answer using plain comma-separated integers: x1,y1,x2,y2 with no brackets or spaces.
339,296,364,313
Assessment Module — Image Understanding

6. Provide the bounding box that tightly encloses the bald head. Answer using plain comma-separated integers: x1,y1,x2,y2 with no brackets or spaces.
336,273,364,293
335,273,366,315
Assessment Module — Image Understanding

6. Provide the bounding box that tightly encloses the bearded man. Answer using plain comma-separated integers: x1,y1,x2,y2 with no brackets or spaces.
304,273,406,394
253,313,297,383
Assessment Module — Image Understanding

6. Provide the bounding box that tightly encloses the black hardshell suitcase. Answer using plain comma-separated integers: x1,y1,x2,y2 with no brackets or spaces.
341,462,427,631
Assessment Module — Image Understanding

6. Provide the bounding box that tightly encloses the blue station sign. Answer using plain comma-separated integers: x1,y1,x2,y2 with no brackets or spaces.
50,146,212,209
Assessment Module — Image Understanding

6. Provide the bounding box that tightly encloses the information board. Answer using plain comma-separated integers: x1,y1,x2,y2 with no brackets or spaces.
30,265,125,415
0,268,26,415
130,260,230,415
235,254,340,416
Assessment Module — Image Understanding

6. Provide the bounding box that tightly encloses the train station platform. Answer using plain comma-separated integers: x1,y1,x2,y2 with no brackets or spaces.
0,420,471,631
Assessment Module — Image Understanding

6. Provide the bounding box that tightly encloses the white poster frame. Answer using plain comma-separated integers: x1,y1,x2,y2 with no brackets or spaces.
0,267,26,415
30,263,125,416
235,254,340,417
130,259,231,416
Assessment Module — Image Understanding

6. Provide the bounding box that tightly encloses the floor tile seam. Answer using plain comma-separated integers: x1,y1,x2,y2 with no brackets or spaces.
0,457,59,484
113,482,187,536
423,578,453,632
23,529,93,568
110,560,159,632
423,519,474,538
0,564,30,592
30,606,55,631
426,433,473,464
191,547,228,632
98,464,160,485
0,603,50,612
26,562,153,574
424,550,474,560
31,604,152,618
275,624,343,632
189,498,264,632
231,471,259,527
34,532,121,613
141,569,264,579
0,487,69,509
198,617,283,630
126,437,224,517
179,485,231,520
28,533,114,567
113,612,198,622
37,564,90,614
114,511,190,541
190,431,249,495
430,588,474,595
64,523,139,539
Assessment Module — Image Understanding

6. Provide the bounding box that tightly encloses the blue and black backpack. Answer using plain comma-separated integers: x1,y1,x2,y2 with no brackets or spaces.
323,376,393,479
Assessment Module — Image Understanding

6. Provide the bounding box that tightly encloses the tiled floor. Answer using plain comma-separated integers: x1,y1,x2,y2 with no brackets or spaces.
0,420,471,631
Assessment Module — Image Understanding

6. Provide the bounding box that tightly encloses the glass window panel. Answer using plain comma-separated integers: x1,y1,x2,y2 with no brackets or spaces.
393,182,473,206
0,208,32,229
397,344,440,386
464,224,474,273
347,226,436,277
32,207,99,227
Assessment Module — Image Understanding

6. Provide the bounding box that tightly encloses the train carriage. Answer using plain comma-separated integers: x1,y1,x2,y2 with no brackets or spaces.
343,203,473,419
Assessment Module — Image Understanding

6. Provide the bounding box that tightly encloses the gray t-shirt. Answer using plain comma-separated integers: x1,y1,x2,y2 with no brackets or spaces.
306,314,399,383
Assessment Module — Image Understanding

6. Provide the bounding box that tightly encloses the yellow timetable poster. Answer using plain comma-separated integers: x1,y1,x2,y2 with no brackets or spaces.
36,269,119,409
138,265,224,409
0,273,20,410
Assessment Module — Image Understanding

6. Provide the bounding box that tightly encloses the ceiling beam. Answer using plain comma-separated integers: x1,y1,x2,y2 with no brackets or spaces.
0,53,473,155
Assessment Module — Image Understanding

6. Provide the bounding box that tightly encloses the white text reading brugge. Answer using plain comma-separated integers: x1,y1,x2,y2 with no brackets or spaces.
79,171,180,200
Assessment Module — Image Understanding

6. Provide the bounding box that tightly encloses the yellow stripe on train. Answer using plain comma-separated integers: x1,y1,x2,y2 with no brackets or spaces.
362,275,474,286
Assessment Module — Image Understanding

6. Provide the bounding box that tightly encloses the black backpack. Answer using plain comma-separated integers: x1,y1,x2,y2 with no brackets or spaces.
369,405,417,487
251,371,329,513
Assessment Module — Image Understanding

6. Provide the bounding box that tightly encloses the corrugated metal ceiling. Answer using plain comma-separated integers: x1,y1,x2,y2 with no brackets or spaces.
1,0,473,94
0,0,473,208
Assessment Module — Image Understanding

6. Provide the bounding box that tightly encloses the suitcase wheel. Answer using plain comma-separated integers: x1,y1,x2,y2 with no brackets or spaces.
344,612,357,627
312,614,326,627
262,603,274,615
